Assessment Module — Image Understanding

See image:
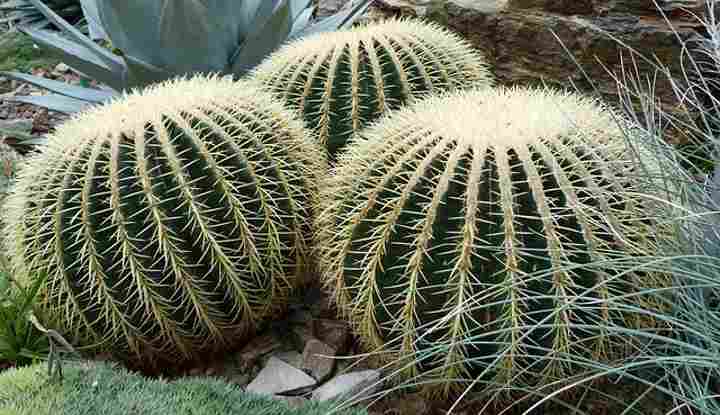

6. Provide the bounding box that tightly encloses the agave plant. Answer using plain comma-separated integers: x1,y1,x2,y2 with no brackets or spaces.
0,0,84,31
2,0,373,114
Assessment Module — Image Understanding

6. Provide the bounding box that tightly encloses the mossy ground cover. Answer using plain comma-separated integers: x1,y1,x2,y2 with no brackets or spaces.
0,361,366,415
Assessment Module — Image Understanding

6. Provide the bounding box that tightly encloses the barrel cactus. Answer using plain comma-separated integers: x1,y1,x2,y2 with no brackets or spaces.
318,87,671,395
3,75,324,367
250,19,493,160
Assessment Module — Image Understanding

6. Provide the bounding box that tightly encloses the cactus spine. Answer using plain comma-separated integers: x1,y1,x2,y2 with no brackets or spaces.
4,75,325,366
318,87,671,395
250,19,493,160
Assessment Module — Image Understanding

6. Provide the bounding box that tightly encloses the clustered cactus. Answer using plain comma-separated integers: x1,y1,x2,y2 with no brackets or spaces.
317,87,671,395
1,17,677,400
3,75,324,365
250,19,493,160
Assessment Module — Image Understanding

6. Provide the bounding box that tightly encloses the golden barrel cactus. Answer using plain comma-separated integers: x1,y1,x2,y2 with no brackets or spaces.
4,75,324,366
318,87,671,395
250,19,493,160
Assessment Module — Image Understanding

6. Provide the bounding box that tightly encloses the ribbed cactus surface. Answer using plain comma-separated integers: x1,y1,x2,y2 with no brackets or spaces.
250,19,493,160
4,75,324,366
318,87,670,395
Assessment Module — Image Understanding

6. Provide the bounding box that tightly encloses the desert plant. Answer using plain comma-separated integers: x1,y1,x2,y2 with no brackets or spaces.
318,86,675,396
2,74,325,368
0,360,368,414
250,19,493,160
1,0,373,114
0,0,85,31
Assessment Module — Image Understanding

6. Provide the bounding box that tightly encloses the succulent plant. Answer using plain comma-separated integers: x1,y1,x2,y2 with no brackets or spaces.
249,19,493,160
318,87,672,395
3,75,325,366
0,0,85,31
2,0,373,115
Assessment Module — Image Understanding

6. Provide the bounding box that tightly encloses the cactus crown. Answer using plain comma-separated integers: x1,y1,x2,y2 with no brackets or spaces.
251,18,493,160
319,87,670,395
4,75,324,366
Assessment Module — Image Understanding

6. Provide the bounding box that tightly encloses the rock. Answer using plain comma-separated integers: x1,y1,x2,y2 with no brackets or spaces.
316,0,351,18
246,357,317,396
311,370,382,403
301,339,337,382
274,351,303,368
236,335,282,371
375,0,438,16
314,319,351,353
54,63,70,73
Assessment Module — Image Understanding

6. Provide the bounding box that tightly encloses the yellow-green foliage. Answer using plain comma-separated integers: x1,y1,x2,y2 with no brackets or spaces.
0,361,367,414
318,86,671,395
3,75,325,367
250,19,493,160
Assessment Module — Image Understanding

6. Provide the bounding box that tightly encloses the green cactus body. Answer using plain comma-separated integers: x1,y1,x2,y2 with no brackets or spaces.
4,75,324,366
250,19,493,160
318,87,671,395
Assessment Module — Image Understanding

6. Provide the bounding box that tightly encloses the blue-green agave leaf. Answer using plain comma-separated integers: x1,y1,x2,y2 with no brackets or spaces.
289,0,313,19
123,55,174,89
80,0,108,40
95,0,256,76
230,1,292,76
8,93,92,114
25,0,123,74
18,26,123,90
0,72,115,103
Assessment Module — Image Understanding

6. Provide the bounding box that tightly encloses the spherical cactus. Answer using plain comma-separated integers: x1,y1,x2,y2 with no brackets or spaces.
318,87,671,395
249,19,493,161
4,75,325,367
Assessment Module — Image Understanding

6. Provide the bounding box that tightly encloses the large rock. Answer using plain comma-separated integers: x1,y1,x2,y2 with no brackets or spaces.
245,357,317,396
493,11,700,105
311,370,382,402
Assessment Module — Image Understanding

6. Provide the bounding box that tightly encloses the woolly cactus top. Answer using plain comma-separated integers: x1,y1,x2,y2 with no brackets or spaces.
46,75,297,148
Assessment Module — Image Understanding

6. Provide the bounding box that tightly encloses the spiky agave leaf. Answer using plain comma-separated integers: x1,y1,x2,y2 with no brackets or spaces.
0,0,85,31
318,86,674,396
3,75,325,367
2,0,374,114
250,18,494,161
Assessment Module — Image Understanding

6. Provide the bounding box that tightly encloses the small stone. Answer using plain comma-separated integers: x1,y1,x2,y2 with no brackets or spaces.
314,319,350,353
246,357,317,396
55,63,70,73
274,351,303,369
311,370,382,403
301,339,337,382
236,335,282,371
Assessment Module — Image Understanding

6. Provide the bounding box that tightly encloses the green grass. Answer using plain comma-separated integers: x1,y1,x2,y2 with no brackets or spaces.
0,272,48,367
0,361,367,415
0,31,60,73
